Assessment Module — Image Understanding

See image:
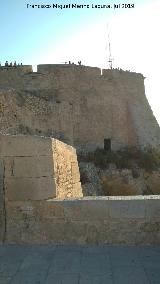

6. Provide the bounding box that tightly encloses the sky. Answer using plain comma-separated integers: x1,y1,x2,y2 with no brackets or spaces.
0,0,160,125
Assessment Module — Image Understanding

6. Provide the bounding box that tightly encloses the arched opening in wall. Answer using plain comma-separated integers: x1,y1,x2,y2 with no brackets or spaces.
104,138,111,151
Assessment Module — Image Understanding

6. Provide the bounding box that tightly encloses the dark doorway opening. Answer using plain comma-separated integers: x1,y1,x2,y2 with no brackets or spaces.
104,138,111,151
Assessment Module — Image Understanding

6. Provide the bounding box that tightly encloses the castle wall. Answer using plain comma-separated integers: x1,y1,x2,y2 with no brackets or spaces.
0,66,32,89
0,64,159,150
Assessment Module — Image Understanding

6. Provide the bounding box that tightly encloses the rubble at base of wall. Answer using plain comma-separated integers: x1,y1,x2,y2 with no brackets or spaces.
79,161,160,196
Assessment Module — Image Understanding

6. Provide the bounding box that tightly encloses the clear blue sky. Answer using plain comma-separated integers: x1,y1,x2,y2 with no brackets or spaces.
0,0,150,65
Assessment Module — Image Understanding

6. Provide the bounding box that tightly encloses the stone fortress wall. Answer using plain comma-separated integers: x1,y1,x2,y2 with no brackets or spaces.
1,65,160,245
0,64,160,151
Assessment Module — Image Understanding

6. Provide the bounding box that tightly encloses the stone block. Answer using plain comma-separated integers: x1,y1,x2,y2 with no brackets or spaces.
108,200,145,219
62,199,109,221
4,156,54,178
85,221,109,244
0,134,53,157
145,200,160,219
5,177,56,201
72,182,83,198
0,159,4,178
71,162,80,183
43,201,65,219
0,134,82,199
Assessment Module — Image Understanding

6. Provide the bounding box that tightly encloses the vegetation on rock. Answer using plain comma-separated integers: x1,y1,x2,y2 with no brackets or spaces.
78,146,160,172
101,176,137,196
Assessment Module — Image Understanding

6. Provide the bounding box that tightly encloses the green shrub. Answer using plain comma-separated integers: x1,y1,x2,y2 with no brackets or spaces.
78,146,160,172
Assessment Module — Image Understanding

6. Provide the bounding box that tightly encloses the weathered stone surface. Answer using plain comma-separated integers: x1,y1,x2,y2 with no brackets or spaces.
0,159,5,243
145,199,160,219
5,177,56,201
108,200,146,219
53,139,83,198
4,156,54,178
0,134,53,157
62,199,109,221
5,197,160,245
0,65,159,151
0,134,82,201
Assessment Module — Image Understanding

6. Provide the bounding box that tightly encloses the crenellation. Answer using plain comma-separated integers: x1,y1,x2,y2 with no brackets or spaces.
0,65,32,73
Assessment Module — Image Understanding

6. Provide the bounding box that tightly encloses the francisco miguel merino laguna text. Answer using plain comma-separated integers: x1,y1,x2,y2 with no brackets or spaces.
27,3,135,9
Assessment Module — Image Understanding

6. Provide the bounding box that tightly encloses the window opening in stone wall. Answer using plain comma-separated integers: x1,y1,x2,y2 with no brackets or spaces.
104,138,111,151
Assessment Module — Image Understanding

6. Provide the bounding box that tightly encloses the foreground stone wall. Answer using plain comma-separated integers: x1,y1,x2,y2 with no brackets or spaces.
0,159,5,243
0,134,160,245
5,196,160,245
0,64,159,151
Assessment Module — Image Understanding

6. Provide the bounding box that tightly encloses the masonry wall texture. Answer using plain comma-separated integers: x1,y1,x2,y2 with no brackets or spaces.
0,134,160,245
5,196,160,245
0,134,82,202
0,159,5,242
0,133,82,242
0,64,160,151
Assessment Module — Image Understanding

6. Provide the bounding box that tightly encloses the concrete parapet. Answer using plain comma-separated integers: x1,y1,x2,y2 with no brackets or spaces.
5,196,160,245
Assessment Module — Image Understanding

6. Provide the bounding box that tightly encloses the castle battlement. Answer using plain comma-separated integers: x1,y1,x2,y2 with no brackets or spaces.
0,63,144,80
0,65,32,73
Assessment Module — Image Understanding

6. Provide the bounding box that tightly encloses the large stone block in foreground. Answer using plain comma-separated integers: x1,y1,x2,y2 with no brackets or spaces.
0,134,82,201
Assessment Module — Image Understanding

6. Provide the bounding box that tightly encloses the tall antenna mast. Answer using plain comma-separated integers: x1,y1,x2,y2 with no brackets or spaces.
107,24,114,69
108,42,113,69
